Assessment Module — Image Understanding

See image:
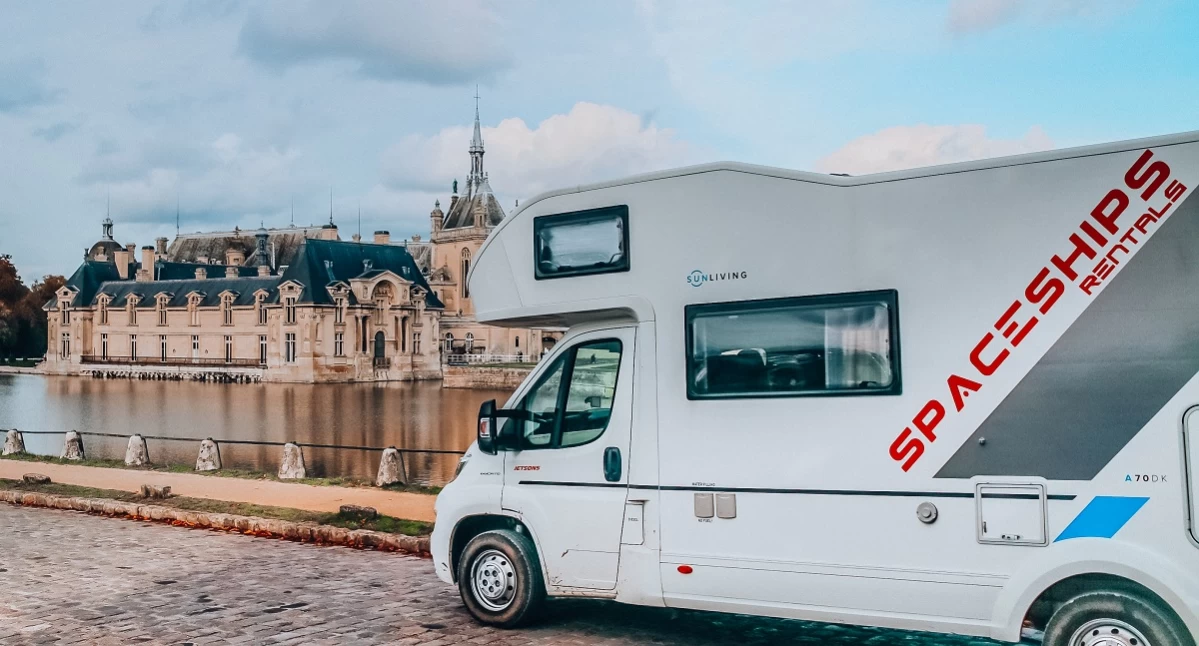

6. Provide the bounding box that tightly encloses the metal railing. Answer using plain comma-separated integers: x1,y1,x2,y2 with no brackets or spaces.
5,428,465,456
444,353,540,366
372,357,391,369
81,355,264,368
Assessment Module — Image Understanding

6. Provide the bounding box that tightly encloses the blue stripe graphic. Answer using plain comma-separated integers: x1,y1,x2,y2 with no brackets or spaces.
1054,496,1149,542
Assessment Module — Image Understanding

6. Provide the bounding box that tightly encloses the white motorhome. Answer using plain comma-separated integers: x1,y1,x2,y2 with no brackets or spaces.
431,131,1199,646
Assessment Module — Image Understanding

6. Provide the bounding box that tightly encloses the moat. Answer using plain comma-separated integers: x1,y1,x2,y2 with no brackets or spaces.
0,373,510,486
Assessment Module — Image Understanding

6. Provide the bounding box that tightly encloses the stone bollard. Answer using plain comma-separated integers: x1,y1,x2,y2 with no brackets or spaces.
62,431,85,461
278,442,306,479
195,438,221,471
3,429,25,455
375,447,407,487
124,434,150,467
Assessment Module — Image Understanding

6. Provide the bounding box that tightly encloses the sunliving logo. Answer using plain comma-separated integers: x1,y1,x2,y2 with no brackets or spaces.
687,269,748,288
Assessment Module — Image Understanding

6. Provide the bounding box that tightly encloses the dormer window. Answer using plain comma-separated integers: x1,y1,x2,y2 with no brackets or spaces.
97,296,110,326
126,297,138,326
221,293,235,326
156,295,169,326
61,306,70,325
255,292,267,326
188,293,203,326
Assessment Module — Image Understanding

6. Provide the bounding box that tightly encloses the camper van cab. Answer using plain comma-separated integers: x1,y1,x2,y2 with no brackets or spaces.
431,132,1199,645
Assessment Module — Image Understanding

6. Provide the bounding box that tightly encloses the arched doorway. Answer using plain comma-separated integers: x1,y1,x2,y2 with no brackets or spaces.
374,331,386,363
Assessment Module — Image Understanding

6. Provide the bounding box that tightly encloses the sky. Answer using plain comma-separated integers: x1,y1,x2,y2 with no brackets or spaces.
1,0,1198,281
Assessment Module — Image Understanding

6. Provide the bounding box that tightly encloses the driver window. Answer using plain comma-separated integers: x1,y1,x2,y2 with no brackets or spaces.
510,338,623,450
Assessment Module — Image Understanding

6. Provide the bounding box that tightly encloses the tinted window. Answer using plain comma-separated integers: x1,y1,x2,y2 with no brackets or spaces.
534,206,629,279
509,339,624,449
686,290,900,399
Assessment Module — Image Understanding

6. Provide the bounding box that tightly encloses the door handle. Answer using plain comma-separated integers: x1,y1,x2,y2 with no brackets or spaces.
603,446,622,482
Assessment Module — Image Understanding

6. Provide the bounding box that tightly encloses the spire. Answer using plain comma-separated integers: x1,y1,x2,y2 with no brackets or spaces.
329,187,334,225
468,87,485,191
102,193,114,240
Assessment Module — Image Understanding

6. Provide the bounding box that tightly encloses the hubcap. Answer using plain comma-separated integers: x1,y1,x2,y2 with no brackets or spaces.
470,549,517,612
1070,619,1153,646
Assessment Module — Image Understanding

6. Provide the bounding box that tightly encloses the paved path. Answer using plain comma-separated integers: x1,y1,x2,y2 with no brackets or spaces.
0,504,1006,645
0,459,436,521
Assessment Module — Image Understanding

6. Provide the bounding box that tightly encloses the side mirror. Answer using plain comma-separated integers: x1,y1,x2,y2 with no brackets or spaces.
477,399,498,455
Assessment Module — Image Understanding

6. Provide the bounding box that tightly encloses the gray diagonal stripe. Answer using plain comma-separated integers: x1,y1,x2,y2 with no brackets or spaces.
937,192,1199,480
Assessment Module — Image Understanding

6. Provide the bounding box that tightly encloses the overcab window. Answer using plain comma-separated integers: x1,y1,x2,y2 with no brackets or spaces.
686,290,901,399
533,205,629,280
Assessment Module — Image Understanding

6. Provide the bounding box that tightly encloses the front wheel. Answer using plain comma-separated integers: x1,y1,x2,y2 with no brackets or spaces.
1043,590,1194,646
457,529,545,628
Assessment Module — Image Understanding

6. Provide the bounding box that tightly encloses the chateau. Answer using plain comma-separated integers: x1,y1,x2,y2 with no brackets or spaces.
42,104,556,383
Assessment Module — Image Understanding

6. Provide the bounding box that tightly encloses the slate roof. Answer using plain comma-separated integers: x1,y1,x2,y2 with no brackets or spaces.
280,238,444,309
47,260,125,309
165,226,328,268
442,182,505,230
155,262,259,280
93,277,281,308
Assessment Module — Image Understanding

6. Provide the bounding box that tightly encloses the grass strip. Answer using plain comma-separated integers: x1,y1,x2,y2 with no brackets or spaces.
0,478,433,536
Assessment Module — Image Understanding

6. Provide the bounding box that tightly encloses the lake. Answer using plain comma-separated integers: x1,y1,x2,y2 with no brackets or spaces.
0,373,512,486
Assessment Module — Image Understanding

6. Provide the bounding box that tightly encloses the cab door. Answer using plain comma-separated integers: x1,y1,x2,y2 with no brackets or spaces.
501,326,635,590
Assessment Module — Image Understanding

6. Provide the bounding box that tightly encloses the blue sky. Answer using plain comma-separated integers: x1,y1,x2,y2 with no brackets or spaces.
1,0,1197,280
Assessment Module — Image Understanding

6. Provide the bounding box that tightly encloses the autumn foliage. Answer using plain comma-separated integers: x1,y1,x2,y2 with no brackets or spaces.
0,254,65,359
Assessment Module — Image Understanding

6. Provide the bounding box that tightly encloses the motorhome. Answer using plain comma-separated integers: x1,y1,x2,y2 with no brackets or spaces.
430,131,1199,646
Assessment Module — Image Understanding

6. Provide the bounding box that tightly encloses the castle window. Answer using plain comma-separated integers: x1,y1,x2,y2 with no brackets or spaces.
334,332,344,357
285,333,296,363
444,332,454,353
61,306,70,325
130,334,138,358
256,293,267,326
284,297,297,325
334,297,345,325
127,299,137,326
466,332,474,352
221,294,234,326
413,332,421,355
100,333,108,359
60,332,70,358
188,295,201,326
98,297,109,326
460,248,472,299
224,335,232,363
160,335,167,361
157,295,168,326
259,335,267,365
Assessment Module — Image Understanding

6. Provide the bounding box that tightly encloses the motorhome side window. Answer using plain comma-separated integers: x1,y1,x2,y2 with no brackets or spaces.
505,339,623,449
686,290,900,399
533,206,629,280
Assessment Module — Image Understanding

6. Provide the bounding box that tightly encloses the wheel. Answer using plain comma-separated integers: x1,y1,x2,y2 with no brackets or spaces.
1043,590,1194,646
457,529,545,628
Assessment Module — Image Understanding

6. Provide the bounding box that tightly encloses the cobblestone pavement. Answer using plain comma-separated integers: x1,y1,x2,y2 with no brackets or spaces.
0,505,1007,645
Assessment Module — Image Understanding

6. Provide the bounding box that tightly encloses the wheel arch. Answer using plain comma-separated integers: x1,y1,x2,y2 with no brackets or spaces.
991,542,1199,642
449,514,543,584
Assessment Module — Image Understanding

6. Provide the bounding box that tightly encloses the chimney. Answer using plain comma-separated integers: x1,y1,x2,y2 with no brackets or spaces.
114,249,131,279
225,266,238,278
411,234,421,242
373,231,390,245
225,247,245,266
352,233,361,243
257,265,271,277
195,267,207,280
125,243,136,255
137,246,155,282
155,237,168,255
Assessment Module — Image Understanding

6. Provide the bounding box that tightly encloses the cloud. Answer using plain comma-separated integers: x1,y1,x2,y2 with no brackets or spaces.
380,102,697,201
815,124,1054,175
946,0,1134,34
238,0,511,85
79,133,306,224
31,121,78,142
0,59,63,112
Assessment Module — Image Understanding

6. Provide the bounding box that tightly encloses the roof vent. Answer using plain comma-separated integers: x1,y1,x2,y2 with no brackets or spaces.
363,259,373,273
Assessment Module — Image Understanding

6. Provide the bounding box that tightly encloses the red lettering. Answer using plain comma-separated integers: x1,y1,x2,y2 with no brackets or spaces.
914,400,945,442
1090,189,1130,235
1165,180,1187,202
1125,150,1170,201
890,430,924,472
1050,233,1097,282
1026,267,1064,315
948,374,982,412
1080,275,1101,295
1079,220,1108,246
970,333,1009,376
1134,213,1155,235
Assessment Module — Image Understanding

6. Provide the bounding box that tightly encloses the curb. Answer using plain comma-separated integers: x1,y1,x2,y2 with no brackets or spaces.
0,490,431,557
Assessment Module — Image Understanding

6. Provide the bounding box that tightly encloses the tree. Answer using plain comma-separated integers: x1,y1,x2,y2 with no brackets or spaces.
0,255,65,359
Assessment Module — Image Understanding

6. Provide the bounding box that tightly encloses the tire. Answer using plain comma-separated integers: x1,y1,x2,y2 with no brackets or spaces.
1043,590,1194,646
457,529,545,628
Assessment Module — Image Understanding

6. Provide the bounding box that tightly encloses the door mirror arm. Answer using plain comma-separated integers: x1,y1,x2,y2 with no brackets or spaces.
477,399,527,454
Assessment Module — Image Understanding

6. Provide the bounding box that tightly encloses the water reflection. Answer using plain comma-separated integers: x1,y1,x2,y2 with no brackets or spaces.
0,374,512,486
